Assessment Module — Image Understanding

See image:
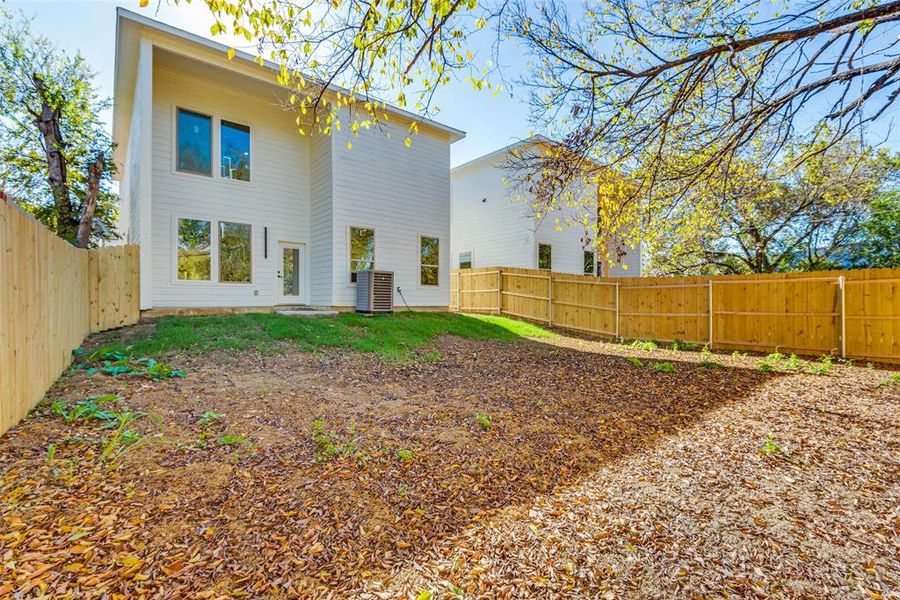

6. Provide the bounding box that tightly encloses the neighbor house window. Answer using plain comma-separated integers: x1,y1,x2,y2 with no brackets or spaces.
219,221,252,283
221,120,250,181
459,251,472,269
538,243,552,270
584,250,595,275
350,227,375,282
176,108,212,175
420,236,439,286
177,218,211,280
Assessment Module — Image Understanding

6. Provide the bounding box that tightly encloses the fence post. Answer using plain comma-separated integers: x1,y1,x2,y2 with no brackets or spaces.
615,282,620,340
496,270,502,315
708,279,714,349
839,275,846,358
548,272,554,326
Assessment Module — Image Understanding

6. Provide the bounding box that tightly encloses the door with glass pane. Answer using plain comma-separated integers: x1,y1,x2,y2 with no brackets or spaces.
277,242,306,304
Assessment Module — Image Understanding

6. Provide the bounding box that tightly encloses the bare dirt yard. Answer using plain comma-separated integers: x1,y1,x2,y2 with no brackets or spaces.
1,313,898,599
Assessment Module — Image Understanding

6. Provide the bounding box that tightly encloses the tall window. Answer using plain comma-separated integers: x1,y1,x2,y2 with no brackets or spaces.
459,251,472,269
420,236,439,286
584,250,595,275
538,243,552,270
219,222,252,283
350,227,375,282
221,120,250,181
177,218,211,280
176,109,212,175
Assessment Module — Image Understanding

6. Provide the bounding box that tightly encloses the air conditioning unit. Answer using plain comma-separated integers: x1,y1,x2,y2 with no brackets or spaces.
356,270,394,313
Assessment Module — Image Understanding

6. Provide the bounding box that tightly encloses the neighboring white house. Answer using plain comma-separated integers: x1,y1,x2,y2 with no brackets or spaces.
450,137,642,277
113,9,464,311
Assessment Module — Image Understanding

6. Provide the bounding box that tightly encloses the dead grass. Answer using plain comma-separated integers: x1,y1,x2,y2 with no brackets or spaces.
0,321,897,598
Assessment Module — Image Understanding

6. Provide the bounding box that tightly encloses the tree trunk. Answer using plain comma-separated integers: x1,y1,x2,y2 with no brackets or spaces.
32,74,74,237
75,152,104,248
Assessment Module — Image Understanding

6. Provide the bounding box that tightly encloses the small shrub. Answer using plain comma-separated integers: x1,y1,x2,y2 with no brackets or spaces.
672,339,698,352
732,350,748,359
783,353,804,371
630,339,658,352
474,412,492,430
760,433,784,457
396,448,416,463
311,420,356,460
652,362,676,373
217,433,250,447
698,360,723,368
759,362,776,373
198,411,225,427
626,356,643,368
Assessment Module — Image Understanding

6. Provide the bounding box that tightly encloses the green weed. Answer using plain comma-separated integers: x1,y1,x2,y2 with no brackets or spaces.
474,412,492,430
626,356,643,368
760,433,785,457
51,393,119,424
216,433,251,447
630,339,658,352
652,362,676,373
807,355,833,376
396,448,416,463
672,339,698,352
881,373,900,387
698,360,723,368
311,420,356,460
198,411,225,427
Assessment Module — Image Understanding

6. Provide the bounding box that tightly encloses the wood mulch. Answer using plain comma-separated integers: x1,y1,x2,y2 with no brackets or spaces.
1,330,897,598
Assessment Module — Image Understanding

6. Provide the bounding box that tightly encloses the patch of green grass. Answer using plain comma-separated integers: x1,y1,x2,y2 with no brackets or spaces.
651,362,676,373
881,372,900,387
626,356,643,368
217,433,251,447
474,412,492,430
629,339,658,352
85,312,552,363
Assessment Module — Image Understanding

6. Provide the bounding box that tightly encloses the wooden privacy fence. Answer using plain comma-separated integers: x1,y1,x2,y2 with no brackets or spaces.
450,266,900,364
0,200,140,436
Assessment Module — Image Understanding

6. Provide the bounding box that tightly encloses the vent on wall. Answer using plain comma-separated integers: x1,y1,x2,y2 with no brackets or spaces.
356,270,394,313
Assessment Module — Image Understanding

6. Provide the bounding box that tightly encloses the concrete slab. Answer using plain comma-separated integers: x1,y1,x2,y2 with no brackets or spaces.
275,310,340,317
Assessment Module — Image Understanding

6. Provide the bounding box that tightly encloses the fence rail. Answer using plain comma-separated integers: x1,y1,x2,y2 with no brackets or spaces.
1,200,140,436
450,266,900,364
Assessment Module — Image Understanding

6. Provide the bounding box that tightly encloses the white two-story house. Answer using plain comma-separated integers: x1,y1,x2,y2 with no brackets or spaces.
113,9,464,311
451,137,642,277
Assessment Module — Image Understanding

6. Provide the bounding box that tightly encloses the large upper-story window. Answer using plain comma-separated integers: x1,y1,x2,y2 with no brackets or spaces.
420,236,439,286
350,227,375,283
219,222,252,283
538,243,552,270
221,120,250,181
177,218,212,280
176,109,212,175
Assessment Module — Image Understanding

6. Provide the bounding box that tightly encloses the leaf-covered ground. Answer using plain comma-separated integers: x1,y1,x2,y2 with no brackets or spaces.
1,321,898,598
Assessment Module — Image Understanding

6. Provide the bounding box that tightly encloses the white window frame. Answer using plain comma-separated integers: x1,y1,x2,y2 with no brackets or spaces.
418,234,441,288
458,250,473,270
171,105,254,187
348,225,376,284
218,221,253,285
174,107,214,178
172,213,217,285
537,242,553,271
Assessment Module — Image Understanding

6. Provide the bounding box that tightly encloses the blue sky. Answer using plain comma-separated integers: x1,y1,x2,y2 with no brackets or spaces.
5,0,536,167
6,0,899,165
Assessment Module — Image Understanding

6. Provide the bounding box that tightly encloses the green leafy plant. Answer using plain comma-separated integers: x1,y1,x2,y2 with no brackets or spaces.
652,362,676,373
626,356,643,368
672,339,699,352
311,420,356,460
473,412,492,430
98,410,145,464
198,411,225,427
760,433,784,457
783,353,804,371
881,373,900,387
396,448,416,464
630,339,658,352
807,355,833,376
698,360,723,368
732,350,748,359
217,433,251,447
50,393,120,424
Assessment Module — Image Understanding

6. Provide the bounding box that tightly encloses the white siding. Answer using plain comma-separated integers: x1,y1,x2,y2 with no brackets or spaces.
308,132,333,306
149,59,312,308
451,154,642,277
330,116,453,308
